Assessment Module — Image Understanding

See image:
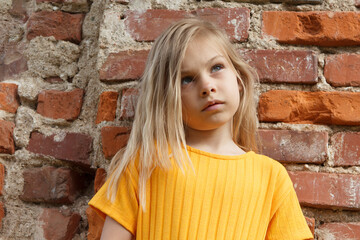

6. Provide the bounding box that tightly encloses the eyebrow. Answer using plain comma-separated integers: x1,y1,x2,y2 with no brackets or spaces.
181,55,225,75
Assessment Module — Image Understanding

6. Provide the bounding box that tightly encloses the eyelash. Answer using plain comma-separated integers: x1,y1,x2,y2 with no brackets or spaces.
181,64,224,85
211,64,224,73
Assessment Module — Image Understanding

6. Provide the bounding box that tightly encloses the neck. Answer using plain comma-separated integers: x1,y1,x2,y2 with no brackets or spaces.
184,123,245,155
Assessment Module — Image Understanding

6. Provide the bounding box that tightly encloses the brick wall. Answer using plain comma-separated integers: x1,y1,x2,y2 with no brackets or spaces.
1,0,359,239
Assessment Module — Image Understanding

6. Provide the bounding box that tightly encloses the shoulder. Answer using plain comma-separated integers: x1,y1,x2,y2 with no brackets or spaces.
247,151,287,173
247,152,293,188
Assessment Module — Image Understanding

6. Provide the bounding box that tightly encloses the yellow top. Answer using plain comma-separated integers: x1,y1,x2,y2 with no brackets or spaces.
89,146,313,240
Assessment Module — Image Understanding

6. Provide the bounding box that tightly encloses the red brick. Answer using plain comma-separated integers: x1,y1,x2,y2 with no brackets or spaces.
94,168,106,193
258,90,360,125
119,88,139,120
331,132,360,166
324,54,360,87
39,208,81,240
95,91,119,124
86,206,105,240
101,126,131,159
0,202,4,230
262,11,360,47
0,83,20,113
317,222,360,239
124,8,250,42
0,120,15,154
0,163,4,196
27,132,92,167
305,217,315,237
288,171,360,210
240,50,317,84
37,89,84,121
27,11,84,44
21,166,87,204
99,50,148,82
258,129,327,163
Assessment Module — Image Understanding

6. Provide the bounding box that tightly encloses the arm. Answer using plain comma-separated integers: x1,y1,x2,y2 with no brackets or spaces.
101,216,134,240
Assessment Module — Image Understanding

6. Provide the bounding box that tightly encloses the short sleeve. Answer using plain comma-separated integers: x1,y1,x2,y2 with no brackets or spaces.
88,163,139,235
266,168,313,240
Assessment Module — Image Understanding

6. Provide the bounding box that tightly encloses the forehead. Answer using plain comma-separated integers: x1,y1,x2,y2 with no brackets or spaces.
181,35,228,69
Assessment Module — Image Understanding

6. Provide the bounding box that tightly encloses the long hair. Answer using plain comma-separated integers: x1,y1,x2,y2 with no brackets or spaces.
107,18,258,210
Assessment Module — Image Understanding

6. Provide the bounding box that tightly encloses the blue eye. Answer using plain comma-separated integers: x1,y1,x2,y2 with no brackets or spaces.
181,76,193,85
211,64,224,73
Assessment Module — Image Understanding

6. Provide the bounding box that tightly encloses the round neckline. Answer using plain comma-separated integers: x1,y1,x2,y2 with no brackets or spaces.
186,145,254,160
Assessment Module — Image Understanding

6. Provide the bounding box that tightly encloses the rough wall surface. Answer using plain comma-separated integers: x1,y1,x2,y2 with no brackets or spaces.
0,0,359,239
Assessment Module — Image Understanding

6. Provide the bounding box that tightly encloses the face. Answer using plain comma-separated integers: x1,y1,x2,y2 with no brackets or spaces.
180,36,240,132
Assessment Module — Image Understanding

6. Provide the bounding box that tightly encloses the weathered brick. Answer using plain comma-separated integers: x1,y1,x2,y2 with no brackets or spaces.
86,168,106,240
37,89,84,121
271,0,322,4
0,83,20,113
331,132,360,166
289,171,360,210
95,91,119,124
0,46,28,82
44,77,64,83
39,208,81,240
0,163,4,196
99,50,148,82
9,0,28,21
317,222,360,239
258,129,327,163
305,217,315,237
258,90,360,125
36,0,64,3
115,0,129,3
240,50,317,84
0,120,15,154
124,9,187,42
3,55,28,80
27,132,92,167
324,54,360,87
101,126,131,159
124,8,250,42
119,88,139,120
0,202,4,230
27,11,84,44
192,8,249,42
262,11,360,47
21,166,87,204
94,168,106,193
86,206,105,240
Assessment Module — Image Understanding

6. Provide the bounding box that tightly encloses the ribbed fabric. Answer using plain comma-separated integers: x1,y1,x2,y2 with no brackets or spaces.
89,146,313,240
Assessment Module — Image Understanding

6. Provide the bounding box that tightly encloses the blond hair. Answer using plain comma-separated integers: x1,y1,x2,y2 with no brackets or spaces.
107,18,258,210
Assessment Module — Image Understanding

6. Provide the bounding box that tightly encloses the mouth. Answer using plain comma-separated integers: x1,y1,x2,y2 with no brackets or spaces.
202,100,224,111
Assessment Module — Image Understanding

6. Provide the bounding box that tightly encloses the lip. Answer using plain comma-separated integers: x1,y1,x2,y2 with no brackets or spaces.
202,100,224,111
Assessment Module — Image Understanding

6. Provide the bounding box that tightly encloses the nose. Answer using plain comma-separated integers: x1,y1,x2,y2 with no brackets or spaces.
199,75,216,97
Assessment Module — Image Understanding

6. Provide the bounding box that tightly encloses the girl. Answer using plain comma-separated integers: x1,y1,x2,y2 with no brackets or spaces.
89,18,313,240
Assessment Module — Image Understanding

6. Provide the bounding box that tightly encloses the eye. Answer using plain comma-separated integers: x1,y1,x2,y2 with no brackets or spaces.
181,76,194,85
211,64,224,73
